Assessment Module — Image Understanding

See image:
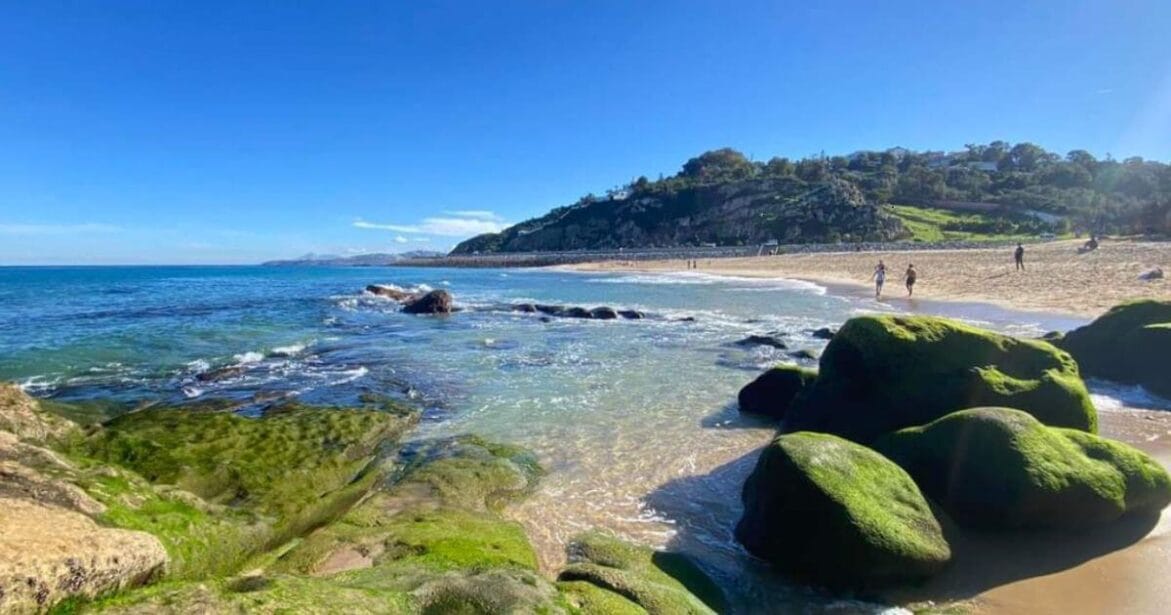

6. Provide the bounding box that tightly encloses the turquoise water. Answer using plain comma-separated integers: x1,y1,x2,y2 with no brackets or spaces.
0,265,1102,611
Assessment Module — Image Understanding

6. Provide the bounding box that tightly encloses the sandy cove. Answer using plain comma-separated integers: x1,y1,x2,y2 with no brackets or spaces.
572,244,1171,613
567,239,1171,318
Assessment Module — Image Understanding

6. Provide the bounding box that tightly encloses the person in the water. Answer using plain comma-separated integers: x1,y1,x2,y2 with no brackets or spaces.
905,263,917,296
872,260,887,298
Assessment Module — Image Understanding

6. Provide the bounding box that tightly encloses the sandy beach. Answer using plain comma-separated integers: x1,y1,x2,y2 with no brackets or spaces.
568,239,1171,318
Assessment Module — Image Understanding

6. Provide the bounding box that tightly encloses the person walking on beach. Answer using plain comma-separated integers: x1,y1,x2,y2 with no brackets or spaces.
872,260,887,299
905,264,917,296
1014,243,1025,271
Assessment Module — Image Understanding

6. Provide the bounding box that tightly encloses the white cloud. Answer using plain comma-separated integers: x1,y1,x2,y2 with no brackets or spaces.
394,235,409,243
0,222,122,236
354,216,507,237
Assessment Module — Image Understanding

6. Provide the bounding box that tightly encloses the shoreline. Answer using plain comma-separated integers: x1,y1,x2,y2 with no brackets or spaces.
562,239,1171,318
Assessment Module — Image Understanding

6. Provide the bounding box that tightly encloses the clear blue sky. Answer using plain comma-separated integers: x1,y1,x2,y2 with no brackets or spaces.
1,1,1168,264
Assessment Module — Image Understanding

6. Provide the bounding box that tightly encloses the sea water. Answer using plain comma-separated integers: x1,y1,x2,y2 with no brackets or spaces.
0,265,1141,611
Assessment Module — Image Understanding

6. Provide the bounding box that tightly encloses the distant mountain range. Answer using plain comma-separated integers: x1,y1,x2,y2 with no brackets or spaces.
262,250,445,267
452,144,1171,254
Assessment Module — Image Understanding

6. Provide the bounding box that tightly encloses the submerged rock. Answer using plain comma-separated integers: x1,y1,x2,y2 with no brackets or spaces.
365,284,413,301
402,289,454,314
558,531,725,614
789,349,819,361
810,327,836,340
736,432,951,587
737,365,816,419
785,315,1096,443
875,407,1171,529
734,334,787,349
1057,300,1171,399
590,306,619,320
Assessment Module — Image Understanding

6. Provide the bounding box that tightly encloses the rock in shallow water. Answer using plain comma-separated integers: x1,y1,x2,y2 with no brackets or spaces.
402,289,454,314
734,334,788,349
785,314,1097,443
737,365,816,419
875,407,1171,530
1057,300,1171,399
736,432,951,587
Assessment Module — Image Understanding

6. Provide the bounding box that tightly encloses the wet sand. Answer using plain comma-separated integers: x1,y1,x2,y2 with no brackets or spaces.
567,239,1171,318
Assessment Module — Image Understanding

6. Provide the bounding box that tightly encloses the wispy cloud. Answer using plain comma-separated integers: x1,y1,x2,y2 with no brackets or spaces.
0,222,122,236
442,210,504,221
353,214,508,237
393,235,409,243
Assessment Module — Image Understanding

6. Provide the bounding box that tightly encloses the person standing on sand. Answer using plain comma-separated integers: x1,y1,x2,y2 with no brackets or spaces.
1014,243,1025,271
905,264,917,296
872,260,887,299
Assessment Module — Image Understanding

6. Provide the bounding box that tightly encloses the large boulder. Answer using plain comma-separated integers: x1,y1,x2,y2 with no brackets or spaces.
737,365,816,420
875,407,1171,530
1057,300,1171,399
402,289,454,314
0,498,167,614
784,315,1096,443
735,432,951,587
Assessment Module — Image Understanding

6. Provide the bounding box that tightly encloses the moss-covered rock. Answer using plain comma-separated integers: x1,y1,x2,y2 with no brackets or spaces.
556,532,725,615
1058,300,1171,399
875,407,1171,529
72,402,418,579
737,365,816,420
784,315,1096,443
735,432,951,587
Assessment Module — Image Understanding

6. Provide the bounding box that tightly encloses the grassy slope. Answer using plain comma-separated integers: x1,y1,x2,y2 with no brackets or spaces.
886,204,1059,243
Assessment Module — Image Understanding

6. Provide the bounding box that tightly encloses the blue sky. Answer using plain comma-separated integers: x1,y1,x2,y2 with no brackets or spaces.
1,1,1168,264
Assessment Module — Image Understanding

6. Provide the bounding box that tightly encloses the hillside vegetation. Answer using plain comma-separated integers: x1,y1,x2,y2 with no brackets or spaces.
453,143,1171,254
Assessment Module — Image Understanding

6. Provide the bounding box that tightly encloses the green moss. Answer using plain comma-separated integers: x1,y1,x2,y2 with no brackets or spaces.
558,580,646,614
875,407,1171,529
786,314,1096,443
1059,300,1171,399
556,532,725,615
737,364,817,419
736,432,951,587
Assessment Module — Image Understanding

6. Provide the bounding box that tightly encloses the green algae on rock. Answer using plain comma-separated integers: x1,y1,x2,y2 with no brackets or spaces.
875,407,1171,530
76,401,419,579
736,432,951,588
1057,300,1171,399
784,315,1096,443
557,531,726,615
737,364,816,419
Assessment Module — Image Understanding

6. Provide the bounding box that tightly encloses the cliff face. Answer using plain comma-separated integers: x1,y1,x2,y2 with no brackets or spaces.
453,177,908,254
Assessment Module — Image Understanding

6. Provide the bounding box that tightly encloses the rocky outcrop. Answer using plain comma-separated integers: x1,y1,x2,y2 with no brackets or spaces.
735,432,951,587
810,327,836,340
558,532,726,614
784,315,1097,443
875,407,1171,529
0,498,167,613
1057,300,1171,399
737,365,816,419
453,176,907,253
527,303,645,320
402,289,454,314
0,386,168,613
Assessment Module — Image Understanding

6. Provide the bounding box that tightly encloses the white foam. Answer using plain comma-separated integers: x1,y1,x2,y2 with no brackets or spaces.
270,343,308,357
233,351,265,365
186,359,211,373
585,271,827,294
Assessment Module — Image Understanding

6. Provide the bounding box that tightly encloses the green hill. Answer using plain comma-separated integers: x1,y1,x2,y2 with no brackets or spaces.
453,144,1171,254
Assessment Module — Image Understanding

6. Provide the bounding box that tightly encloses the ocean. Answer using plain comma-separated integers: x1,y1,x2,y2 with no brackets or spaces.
1,264,1145,611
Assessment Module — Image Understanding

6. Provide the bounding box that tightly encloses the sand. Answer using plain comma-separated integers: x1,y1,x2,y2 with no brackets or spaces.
568,239,1171,318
